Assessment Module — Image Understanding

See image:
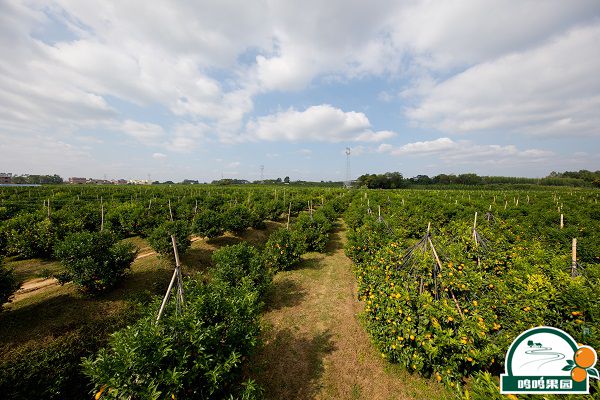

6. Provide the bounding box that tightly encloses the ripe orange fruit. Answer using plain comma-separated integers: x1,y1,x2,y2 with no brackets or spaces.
571,367,587,382
575,346,597,369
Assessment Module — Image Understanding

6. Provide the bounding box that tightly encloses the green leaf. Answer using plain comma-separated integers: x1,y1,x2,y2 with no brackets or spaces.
567,359,575,365
587,368,599,379
562,365,574,371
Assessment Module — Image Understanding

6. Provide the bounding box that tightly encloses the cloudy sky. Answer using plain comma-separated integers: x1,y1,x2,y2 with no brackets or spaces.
1,1,599,181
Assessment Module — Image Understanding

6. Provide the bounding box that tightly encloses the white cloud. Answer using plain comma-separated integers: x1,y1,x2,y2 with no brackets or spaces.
0,132,90,173
377,91,395,102
406,23,600,137
246,105,395,142
378,138,555,165
227,161,241,168
165,122,211,153
1,0,599,179
152,152,167,159
379,138,455,155
119,120,165,144
389,0,600,70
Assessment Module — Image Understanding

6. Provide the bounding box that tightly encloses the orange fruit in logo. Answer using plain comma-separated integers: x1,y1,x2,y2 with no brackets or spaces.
571,367,587,382
575,346,597,369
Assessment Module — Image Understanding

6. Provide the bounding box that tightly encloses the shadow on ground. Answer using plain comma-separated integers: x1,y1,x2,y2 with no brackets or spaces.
325,222,344,255
264,277,307,312
249,328,336,400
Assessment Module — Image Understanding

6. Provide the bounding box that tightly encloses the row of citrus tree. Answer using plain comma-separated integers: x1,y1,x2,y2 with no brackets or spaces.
0,187,347,399
0,187,341,303
343,189,600,397
82,194,349,399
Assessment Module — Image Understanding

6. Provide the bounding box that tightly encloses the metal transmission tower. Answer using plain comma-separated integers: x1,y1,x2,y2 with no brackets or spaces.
260,165,264,182
345,147,352,187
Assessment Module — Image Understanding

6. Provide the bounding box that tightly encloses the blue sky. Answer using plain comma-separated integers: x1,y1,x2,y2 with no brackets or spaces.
1,1,599,182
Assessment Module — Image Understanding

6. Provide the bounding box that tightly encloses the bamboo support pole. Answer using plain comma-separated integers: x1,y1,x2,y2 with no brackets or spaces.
156,235,185,322
428,235,464,320
571,238,577,278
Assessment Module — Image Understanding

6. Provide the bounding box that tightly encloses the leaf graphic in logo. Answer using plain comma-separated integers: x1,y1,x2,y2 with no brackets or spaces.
588,368,599,379
567,359,575,366
562,364,574,371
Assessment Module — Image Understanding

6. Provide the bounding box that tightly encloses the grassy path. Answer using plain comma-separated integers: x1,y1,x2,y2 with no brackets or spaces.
247,221,449,400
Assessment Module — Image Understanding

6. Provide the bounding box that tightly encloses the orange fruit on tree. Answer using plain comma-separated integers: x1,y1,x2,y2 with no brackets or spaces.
571,367,587,382
574,346,597,369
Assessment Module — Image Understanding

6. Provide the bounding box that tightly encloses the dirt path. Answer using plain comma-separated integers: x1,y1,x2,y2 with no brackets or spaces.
247,221,448,400
10,277,61,303
6,236,206,303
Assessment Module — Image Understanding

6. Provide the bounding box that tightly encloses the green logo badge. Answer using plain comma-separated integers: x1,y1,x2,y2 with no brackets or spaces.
501,326,598,394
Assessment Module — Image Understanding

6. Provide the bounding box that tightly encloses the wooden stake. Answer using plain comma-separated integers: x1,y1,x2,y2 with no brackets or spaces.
169,199,174,221
472,212,478,245
100,197,104,232
571,238,577,278
287,202,291,230
560,214,564,229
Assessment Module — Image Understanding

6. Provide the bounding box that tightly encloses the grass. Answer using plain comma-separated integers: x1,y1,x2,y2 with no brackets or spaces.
122,235,152,253
246,221,450,400
4,257,65,282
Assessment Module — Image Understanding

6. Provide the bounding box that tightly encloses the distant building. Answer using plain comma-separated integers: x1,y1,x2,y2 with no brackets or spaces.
68,177,87,184
128,179,150,185
115,179,128,185
0,173,12,184
88,179,113,185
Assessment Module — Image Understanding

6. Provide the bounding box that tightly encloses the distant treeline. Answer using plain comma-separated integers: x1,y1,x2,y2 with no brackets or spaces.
7,174,63,185
356,170,600,189
3,170,599,188
210,178,342,187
